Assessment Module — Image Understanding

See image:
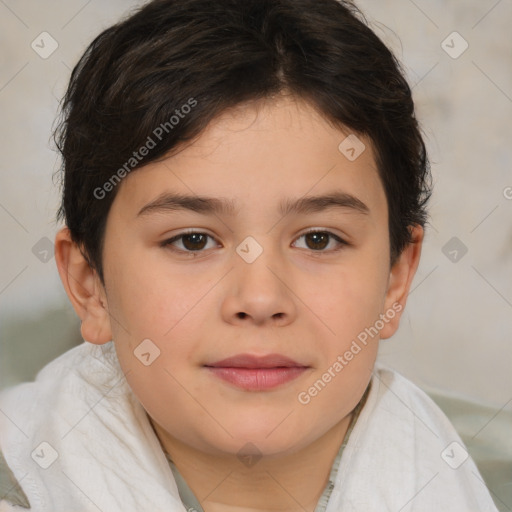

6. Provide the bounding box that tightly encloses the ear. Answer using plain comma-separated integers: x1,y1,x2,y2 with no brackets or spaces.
380,224,424,339
54,226,112,345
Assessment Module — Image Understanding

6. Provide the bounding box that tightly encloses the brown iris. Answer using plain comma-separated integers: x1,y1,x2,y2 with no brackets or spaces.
181,233,208,251
304,232,330,250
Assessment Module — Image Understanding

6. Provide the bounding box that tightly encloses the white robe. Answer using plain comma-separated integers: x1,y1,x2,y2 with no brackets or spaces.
0,341,499,511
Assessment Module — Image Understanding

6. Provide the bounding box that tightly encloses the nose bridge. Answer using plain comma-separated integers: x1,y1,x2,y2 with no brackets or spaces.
234,234,283,290
222,234,296,324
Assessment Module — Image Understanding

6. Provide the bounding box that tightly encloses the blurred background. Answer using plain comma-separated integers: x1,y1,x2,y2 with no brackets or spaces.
0,0,511,509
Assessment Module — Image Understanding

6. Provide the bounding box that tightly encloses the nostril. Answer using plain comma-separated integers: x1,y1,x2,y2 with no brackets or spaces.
237,312,247,319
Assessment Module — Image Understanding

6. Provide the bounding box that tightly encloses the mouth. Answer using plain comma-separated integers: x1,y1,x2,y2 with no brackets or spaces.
204,353,310,391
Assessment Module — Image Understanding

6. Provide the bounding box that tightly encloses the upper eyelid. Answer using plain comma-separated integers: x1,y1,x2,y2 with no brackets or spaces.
167,228,344,239
164,229,347,248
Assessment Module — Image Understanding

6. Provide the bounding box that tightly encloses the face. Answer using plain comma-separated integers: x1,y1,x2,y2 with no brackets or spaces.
93,95,407,458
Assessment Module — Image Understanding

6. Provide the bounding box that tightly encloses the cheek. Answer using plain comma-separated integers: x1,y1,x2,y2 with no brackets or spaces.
318,252,389,336
104,245,200,341
296,260,387,416
103,246,212,385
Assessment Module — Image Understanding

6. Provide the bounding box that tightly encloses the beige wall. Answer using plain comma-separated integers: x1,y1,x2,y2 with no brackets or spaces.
0,1,511,407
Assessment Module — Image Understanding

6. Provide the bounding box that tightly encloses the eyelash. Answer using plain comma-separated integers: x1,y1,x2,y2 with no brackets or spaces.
160,229,348,255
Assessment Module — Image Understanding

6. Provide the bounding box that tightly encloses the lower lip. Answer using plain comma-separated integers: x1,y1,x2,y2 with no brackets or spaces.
205,367,308,391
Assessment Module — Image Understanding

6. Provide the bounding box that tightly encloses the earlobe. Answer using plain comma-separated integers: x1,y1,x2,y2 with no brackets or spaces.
54,227,112,345
380,225,424,339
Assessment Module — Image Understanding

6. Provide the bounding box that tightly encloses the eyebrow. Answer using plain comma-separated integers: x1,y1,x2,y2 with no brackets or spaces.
136,190,370,218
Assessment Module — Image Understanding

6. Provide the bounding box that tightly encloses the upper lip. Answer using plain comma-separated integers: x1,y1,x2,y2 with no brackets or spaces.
205,353,308,369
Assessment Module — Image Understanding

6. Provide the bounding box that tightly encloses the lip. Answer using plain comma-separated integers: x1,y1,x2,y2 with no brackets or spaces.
205,367,308,391
204,353,310,391
205,353,305,369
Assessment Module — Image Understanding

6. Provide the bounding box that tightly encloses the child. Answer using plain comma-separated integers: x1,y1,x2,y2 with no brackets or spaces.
0,0,499,510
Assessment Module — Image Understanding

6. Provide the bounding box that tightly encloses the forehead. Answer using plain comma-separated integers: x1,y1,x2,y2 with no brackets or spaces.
112,95,387,221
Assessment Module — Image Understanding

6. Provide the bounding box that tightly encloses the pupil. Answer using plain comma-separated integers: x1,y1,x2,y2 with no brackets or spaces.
183,234,206,250
307,232,328,250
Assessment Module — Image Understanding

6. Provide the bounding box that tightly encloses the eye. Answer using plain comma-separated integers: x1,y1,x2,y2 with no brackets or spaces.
161,231,219,253
161,229,348,255
292,230,347,252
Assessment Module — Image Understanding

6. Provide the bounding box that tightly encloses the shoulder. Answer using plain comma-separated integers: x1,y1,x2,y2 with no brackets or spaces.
0,343,93,426
0,448,30,509
0,342,129,440
366,364,483,456
0,341,123,405
335,365,500,510
0,342,136,511
370,364,458,430
0,343,98,510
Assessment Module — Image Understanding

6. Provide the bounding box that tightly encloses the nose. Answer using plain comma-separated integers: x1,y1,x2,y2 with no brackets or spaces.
220,240,298,327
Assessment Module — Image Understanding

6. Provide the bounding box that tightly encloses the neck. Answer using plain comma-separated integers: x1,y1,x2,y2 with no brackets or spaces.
150,413,354,512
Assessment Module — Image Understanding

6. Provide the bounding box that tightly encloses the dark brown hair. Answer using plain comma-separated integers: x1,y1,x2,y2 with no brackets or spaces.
54,0,431,284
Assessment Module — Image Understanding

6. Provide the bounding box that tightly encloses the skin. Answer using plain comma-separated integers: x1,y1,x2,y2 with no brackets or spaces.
55,93,423,512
